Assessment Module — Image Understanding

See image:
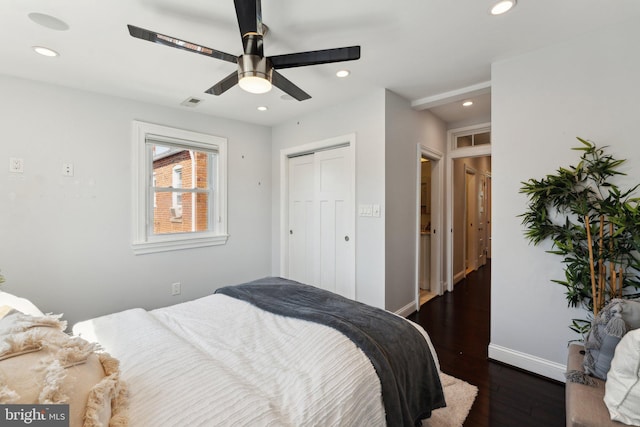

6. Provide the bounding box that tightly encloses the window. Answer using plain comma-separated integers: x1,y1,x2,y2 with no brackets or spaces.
449,124,491,150
132,121,228,254
452,129,491,150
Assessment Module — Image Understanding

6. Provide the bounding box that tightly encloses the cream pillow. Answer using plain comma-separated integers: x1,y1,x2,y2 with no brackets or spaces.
0,290,44,317
604,328,640,426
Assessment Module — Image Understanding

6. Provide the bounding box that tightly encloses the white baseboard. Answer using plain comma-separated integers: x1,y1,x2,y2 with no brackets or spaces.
488,343,567,383
395,301,417,317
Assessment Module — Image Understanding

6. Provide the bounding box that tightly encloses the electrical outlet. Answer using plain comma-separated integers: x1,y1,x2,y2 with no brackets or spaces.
171,282,181,296
9,157,24,173
62,163,74,177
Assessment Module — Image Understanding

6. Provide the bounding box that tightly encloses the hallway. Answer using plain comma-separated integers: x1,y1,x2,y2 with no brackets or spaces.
408,262,566,426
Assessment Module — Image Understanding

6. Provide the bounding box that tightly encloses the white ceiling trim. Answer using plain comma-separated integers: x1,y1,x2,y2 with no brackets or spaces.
411,81,491,111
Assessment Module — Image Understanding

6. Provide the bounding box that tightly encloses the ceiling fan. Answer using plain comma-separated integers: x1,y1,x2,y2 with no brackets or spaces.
128,0,361,101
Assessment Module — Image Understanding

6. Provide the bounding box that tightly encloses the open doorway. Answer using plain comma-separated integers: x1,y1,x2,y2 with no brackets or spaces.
419,157,437,306
413,87,491,308
457,157,491,281
446,123,492,291
415,145,443,312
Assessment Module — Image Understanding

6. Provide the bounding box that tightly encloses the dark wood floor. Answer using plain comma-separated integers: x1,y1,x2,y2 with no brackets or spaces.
407,261,566,426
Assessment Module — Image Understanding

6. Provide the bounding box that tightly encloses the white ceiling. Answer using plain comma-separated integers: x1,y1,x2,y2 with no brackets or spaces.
1,0,639,126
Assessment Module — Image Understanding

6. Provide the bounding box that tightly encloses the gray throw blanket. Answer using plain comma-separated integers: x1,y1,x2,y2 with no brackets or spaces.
216,277,445,427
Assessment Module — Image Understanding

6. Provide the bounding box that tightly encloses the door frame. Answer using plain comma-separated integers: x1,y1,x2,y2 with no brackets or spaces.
464,165,478,274
279,133,357,287
445,123,491,292
414,144,444,312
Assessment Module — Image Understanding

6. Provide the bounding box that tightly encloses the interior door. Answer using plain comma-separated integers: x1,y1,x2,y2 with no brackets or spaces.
465,167,478,274
287,146,355,298
316,147,354,298
288,154,315,285
486,175,492,259
477,174,487,267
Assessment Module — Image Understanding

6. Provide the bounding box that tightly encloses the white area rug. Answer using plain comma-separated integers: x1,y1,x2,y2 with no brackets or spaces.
422,372,478,427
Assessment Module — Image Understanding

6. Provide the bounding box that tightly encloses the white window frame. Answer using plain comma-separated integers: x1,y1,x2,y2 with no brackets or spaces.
172,165,183,208
131,121,228,255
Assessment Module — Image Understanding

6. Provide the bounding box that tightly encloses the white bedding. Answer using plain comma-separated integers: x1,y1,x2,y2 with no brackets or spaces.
73,292,437,426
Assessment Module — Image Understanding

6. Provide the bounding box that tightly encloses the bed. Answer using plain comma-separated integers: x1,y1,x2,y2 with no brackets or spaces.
4,277,445,426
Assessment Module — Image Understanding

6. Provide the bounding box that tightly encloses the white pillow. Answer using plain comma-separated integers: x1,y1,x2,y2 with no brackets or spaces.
0,291,44,317
604,328,640,426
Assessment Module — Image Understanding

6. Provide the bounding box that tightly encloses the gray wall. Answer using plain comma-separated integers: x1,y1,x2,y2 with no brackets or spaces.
384,90,446,312
0,75,272,326
491,18,640,380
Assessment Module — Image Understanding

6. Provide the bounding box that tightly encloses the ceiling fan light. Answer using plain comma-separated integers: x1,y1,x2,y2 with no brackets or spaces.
238,54,273,94
239,76,272,94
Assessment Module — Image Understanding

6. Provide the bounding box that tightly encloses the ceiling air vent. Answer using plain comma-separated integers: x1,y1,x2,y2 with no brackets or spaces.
180,97,203,107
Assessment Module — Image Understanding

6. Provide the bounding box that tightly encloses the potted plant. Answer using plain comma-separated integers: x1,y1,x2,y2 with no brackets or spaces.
519,138,640,334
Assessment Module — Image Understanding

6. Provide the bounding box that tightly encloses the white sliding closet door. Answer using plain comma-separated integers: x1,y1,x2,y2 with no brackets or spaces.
288,154,315,285
287,146,355,299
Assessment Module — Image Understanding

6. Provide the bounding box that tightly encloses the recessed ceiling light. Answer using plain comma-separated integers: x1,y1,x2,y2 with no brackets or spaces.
280,94,295,101
257,106,268,111
490,0,516,15
32,46,59,57
336,69,350,78
28,13,70,31
462,100,473,107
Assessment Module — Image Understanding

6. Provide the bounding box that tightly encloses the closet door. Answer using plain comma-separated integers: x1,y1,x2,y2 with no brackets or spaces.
288,154,315,285
316,146,354,298
287,146,355,298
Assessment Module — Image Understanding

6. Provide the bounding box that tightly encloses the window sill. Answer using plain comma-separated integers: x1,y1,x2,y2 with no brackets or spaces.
132,234,229,255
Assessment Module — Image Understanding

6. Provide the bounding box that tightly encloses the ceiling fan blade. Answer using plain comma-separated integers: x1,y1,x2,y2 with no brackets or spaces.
269,46,361,70
234,0,263,37
127,25,238,64
205,71,239,95
271,71,311,101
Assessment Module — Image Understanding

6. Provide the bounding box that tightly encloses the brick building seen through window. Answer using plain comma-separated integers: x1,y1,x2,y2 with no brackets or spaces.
152,146,210,235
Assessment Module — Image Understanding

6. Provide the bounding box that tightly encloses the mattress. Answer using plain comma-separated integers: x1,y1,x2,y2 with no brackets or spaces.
73,285,440,426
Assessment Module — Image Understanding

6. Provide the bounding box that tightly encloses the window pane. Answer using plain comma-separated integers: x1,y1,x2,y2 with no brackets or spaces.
153,192,209,235
457,135,472,147
152,144,211,190
474,132,491,145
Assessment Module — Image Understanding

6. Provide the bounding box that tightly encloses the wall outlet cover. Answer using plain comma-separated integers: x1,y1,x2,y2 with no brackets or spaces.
9,157,24,173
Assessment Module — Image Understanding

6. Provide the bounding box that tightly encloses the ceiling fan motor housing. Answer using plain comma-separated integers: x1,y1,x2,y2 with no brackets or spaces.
238,54,272,82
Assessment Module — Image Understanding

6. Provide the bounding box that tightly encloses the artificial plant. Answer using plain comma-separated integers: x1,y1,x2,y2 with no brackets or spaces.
519,138,640,334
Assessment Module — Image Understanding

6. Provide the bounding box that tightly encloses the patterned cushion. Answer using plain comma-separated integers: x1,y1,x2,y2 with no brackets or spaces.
583,299,640,380
0,311,128,427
